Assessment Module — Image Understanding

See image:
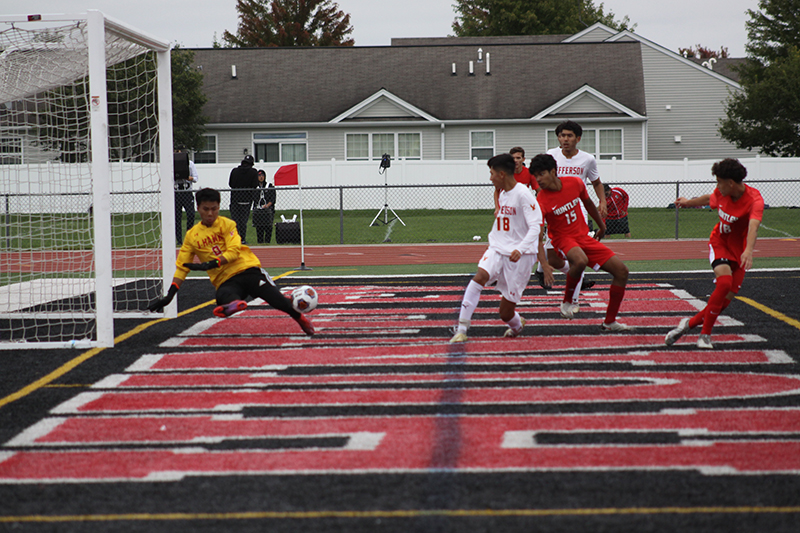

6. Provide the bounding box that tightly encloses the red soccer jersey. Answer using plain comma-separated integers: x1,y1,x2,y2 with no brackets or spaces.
536,176,591,246
605,187,629,220
708,184,764,256
514,167,539,191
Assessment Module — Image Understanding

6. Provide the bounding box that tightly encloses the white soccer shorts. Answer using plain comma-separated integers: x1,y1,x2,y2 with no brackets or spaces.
477,248,537,304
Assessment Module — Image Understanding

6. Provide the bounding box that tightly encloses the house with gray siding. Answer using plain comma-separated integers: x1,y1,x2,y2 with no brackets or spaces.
188,23,751,167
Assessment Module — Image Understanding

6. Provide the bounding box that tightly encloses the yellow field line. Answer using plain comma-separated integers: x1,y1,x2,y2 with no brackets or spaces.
3,506,800,523
0,271,296,410
736,296,800,331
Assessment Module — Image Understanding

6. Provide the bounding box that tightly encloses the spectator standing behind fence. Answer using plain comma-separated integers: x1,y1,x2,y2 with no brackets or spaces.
253,169,276,244
228,154,258,244
173,147,198,244
603,183,631,238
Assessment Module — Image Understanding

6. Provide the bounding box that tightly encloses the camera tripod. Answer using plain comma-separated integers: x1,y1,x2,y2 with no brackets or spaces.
369,167,405,227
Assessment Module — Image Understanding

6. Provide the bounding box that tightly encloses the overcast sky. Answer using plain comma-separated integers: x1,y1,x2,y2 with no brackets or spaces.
3,0,757,57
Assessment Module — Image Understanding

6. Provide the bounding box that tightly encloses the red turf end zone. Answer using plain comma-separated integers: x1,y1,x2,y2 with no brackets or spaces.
0,279,797,482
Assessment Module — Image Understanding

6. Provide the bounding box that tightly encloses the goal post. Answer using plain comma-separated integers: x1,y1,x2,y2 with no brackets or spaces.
0,11,174,349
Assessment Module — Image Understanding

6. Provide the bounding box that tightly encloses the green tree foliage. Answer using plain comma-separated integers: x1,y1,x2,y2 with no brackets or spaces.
719,0,800,156
451,0,634,37
171,47,208,152
221,0,354,47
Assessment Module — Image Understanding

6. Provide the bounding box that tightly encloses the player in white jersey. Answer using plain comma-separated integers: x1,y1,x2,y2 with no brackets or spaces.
450,154,544,343
535,120,606,305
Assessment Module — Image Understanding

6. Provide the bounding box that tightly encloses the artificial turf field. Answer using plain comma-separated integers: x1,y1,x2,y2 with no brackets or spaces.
1,269,800,532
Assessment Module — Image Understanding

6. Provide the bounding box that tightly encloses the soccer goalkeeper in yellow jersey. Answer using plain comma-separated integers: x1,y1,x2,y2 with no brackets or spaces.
147,188,314,335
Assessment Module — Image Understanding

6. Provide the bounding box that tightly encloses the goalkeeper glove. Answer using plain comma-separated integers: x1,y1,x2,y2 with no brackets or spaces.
147,282,179,313
183,259,220,271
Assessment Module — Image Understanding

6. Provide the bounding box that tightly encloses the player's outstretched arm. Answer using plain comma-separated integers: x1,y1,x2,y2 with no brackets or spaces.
675,194,711,208
147,278,183,312
183,258,221,271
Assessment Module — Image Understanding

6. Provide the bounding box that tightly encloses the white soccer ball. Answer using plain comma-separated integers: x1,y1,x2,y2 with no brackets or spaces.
473,235,481,241
291,285,319,314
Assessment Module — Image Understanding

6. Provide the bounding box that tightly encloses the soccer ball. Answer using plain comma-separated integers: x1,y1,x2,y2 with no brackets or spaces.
291,285,318,314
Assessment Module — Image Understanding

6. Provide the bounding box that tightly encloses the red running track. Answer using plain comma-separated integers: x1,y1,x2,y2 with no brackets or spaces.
2,238,798,272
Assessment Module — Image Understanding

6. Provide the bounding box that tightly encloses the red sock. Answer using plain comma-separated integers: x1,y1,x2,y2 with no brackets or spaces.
688,309,705,330
604,285,625,324
702,275,733,335
564,274,580,303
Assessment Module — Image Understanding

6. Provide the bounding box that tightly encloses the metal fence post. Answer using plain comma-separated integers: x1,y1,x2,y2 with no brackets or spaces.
5,194,9,250
339,186,344,244
674,181,680,240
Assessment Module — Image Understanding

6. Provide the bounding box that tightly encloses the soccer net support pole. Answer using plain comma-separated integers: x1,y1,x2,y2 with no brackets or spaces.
87,10,114,347
157,38,178,319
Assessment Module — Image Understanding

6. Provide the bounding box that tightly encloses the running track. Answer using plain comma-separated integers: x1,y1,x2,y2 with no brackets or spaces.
4,238,799,271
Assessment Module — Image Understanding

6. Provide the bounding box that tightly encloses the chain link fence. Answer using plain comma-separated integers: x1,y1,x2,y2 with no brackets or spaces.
210,180,800,245
2,179,798,250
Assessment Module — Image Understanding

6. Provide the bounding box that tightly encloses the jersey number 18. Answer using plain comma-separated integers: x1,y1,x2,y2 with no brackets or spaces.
496,217,510,231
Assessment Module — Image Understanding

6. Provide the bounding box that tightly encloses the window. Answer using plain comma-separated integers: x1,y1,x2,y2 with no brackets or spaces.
345,132,421,161
470,131,494,160
253,132,307,163
0,136,22,164
193,134,217,164
547,128,623,160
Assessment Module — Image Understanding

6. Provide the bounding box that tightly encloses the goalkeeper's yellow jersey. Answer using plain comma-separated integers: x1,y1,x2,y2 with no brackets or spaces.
175,216,261,288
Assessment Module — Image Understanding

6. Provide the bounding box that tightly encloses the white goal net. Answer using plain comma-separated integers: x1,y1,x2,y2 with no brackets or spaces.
0,12,174,348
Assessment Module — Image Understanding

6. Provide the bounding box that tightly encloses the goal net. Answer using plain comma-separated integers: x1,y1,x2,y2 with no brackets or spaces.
0,12,174,348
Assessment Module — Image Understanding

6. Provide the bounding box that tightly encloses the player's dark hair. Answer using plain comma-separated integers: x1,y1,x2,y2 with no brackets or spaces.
711,158,747,183
195,187,221,206
528,153,558,176
487,153,516,176
555,120,582,138
509,146,525,157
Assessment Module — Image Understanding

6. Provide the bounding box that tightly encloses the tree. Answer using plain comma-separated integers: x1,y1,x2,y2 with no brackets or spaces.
678,44,730,59
451,0,635,37
221,0,354,47
171,47,208,152
719,0,800,156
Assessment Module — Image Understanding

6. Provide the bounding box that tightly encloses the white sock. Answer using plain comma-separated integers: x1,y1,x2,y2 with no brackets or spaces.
458,280,483,332
536,262,543,274
571,271,586,304
505,311,522,331
558,264,570,275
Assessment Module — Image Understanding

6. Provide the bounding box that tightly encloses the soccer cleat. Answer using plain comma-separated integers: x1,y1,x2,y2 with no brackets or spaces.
664,318,691,346
449,332,468,343
294,313,315,336
504,317,526,338
535,270,551,289
697,334,714,349
213,300,247,318
582,280,596,290
560,301,579,319
600,321,635,332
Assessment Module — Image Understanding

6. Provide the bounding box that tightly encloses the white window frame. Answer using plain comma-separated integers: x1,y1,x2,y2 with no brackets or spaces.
469,130,495,160
193,134,217,164
546,128,624,160
253,132,308,163
344,132,422,161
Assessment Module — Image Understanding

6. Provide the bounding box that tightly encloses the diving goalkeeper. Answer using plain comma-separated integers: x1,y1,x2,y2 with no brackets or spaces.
146,187,314,336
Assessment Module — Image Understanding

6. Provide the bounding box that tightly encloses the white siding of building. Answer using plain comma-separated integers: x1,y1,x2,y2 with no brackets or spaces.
639,46,752,160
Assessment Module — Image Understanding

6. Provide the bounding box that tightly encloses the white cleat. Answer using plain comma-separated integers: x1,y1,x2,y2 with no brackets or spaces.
504,317,526,338
600,321,636,332
449,332,468,343
560,302,579,319
697,334,714,349
664,318,691,346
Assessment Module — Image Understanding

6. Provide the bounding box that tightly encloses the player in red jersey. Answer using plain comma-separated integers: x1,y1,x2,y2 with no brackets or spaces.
665,158,763,349
529,153,633,332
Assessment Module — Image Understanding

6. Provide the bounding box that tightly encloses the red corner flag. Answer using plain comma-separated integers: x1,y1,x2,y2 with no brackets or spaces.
274,164,299,186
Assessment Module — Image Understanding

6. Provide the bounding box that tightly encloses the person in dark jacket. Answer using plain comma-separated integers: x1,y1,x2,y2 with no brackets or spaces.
252,169,276,244
228,154,258,244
